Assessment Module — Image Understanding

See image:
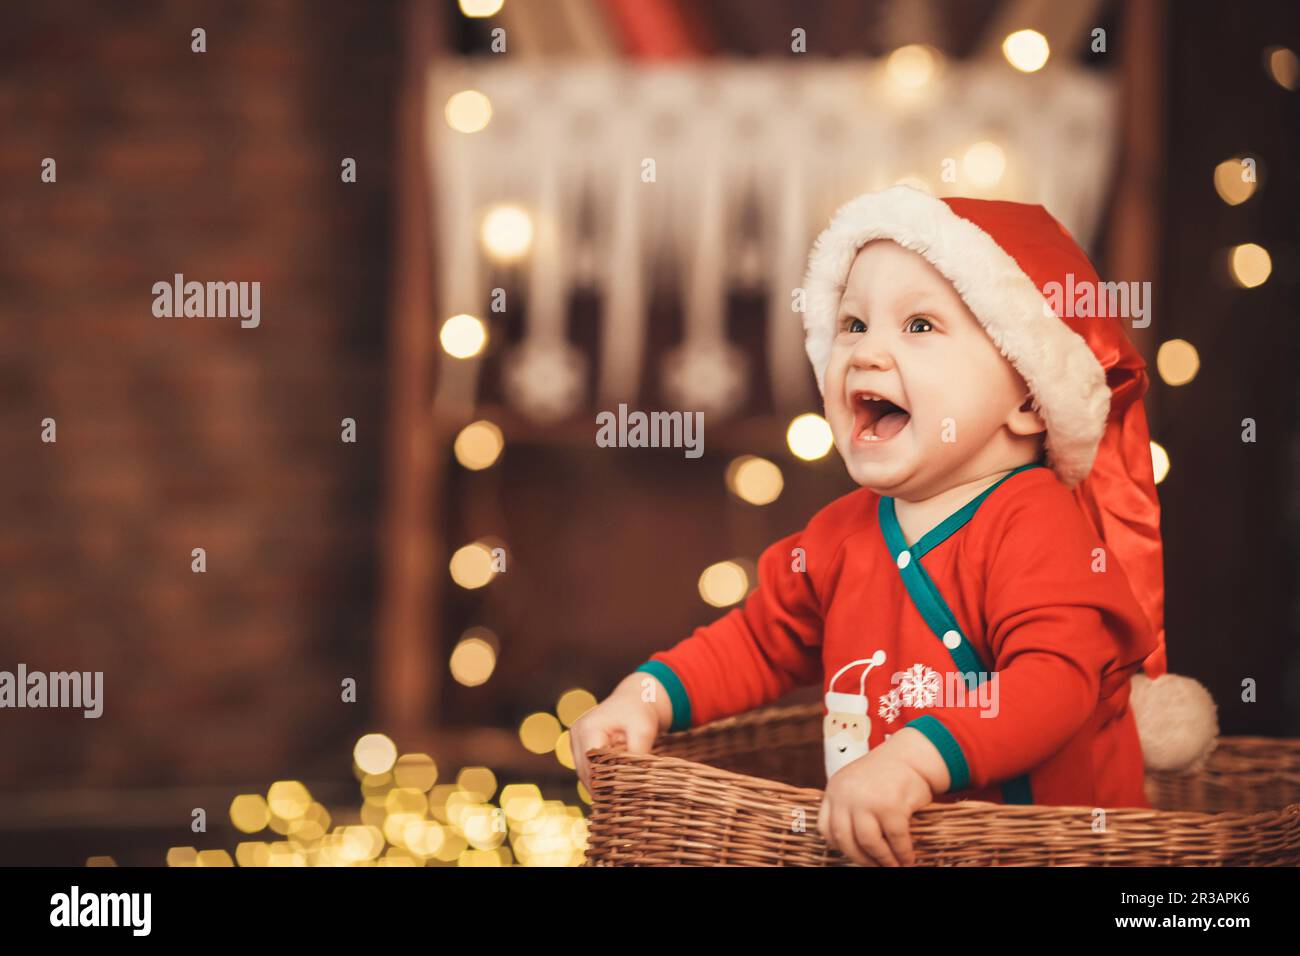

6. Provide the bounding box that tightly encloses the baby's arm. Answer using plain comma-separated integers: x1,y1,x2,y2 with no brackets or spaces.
636,526,825,731
876,725,951,792
905,605,1131,793
902,495,1158,794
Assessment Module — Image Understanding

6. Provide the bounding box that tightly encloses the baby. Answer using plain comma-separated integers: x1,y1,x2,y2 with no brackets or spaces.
572,185,1173,866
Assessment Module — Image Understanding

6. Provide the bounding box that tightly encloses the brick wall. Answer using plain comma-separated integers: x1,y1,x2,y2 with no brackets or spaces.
0,0,397,789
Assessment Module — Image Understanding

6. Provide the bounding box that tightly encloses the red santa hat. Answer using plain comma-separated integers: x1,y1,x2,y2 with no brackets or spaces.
801,185,1218,773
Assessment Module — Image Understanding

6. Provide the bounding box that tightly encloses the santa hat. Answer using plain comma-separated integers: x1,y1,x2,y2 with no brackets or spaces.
801,185,1218,773
825,651,886,717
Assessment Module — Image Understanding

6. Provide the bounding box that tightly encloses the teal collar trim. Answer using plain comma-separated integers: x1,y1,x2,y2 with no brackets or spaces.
879,461,1044,807
882,461,1045,560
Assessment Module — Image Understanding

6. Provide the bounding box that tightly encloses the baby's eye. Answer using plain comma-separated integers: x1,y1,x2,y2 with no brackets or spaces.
906,315,933,333
842,316,866,333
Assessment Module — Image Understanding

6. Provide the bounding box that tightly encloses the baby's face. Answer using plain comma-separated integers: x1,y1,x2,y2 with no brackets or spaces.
823,239,1043,499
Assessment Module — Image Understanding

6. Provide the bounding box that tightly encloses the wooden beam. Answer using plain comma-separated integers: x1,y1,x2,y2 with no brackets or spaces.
376,0,442,739
1105,0,1164,371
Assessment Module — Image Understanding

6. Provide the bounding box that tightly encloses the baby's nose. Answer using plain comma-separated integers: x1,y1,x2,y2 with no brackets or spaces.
850,335,895,370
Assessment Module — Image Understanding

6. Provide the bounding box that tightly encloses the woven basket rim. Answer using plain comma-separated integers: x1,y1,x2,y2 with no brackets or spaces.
586,700,1300,823
585,745,1300,823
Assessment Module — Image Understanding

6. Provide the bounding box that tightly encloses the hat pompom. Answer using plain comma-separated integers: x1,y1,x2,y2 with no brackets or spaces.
1130,672,1219,773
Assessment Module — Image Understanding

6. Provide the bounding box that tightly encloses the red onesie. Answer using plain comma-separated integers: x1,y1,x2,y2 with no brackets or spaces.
637,461,1157,808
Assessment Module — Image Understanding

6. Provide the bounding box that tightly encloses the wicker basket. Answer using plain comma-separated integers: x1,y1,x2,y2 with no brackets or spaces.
583,702,1300,866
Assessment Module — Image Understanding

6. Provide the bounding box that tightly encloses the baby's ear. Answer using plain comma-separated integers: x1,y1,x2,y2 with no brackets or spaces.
1007,394,1047,436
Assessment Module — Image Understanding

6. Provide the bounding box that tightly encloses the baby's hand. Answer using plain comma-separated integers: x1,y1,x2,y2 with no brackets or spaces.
570,671,673,795
818,741,935,866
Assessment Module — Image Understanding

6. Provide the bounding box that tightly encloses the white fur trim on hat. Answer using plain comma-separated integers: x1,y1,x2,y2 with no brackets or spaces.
825,691,869,716
801,185,1110,488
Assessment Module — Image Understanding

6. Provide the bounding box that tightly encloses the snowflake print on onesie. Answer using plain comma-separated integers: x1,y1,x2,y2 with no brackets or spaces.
898,663,942,708
878,662,943,728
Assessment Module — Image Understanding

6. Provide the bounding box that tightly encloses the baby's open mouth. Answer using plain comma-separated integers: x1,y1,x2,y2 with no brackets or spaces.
851,390,911,442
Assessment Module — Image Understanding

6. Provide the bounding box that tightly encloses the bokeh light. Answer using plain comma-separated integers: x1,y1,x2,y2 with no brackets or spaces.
500,784,544,825
1156,339,1200,387
786,413,834,461
166,846,198,867
339,825,384,863
457,766,498,801
266,781,311,820
1213,157,1258,206
360,771,393,802
444,89,492,134
393,753,439,791
459,0,504,17
384,786,429,818
440,313,488,359
556,688,597,727
353,733,398,775
726,455,784,505
235,842,270,868
229,793,271,833
962,141,1006,187
1002,29,1050,72
480,204,534,261
453,420,504,470
450,628,498,686
554,730,575,769
460,804,506,850
1228,243,1272,288
886,44,938,89
519,712,563,754
1150,441,1171,484
698,560,749,608
1265,46,1298,90
449,541,497,589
